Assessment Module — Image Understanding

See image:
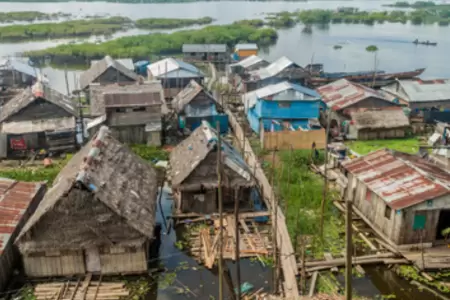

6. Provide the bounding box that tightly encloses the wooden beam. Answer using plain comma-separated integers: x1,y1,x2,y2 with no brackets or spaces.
308,271,318,297
69,279,81,300
93,275,102,300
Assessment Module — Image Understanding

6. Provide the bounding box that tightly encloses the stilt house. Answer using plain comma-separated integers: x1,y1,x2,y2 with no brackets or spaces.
0,179,46,291
342,149,450,250
88,81,166,145
0,81,77,158
170,121,254,214
79,56,139,91
172,80,228,133
15,126,158,277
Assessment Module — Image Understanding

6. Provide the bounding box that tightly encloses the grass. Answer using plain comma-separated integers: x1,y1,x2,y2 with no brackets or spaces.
345,137,421,156
264,149,345,259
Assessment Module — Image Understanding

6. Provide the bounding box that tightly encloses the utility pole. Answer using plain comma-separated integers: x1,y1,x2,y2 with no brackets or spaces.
320,110,332,240
234,188,241,300
64,63,70,96
345,190,353,300
216,121,224,300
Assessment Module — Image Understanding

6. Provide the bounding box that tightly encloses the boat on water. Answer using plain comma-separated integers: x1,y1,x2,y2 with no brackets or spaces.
308,68,426,87
413,39,437,46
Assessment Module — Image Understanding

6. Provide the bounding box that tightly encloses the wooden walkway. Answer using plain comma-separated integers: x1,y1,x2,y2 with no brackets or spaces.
33,274,129,300
227,109,299,298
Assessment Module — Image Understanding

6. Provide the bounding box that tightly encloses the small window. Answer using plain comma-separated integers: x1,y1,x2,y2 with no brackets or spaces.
132,107,146,112
385,205,392,219
190,52,196,56
115,108,126,113
365,191,371,202
278,102,291,108
427,200,433,207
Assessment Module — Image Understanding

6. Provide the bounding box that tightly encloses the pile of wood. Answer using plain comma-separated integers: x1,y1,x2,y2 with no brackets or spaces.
33,274,129,300
189,215,272,268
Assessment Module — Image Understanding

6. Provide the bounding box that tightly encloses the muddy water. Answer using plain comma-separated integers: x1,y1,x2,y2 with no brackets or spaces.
152,185,272,299
334,265,442,300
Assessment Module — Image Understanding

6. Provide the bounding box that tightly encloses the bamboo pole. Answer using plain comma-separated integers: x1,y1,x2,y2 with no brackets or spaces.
234,188,241,300
320,110,332,240
270,149,278,294
345,196,353,300
217,121,224,300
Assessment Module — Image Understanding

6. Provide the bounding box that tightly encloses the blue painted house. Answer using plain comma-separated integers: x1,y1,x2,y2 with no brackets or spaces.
172,80,228,133
147,58,204,101
244,81,324,135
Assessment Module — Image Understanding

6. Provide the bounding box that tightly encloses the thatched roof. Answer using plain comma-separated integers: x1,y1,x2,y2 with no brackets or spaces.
171,80,217,114
350,108,410,130
79,56,139,90
0,82,76,123
170,120,253,189
89,81,166,116
16,126,158,250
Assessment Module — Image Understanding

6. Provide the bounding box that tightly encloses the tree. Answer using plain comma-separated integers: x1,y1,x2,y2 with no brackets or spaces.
366,45,379,87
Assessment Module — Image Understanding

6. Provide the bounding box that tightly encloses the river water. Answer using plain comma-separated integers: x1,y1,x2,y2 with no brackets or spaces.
1,1,449,298
1,0,450,93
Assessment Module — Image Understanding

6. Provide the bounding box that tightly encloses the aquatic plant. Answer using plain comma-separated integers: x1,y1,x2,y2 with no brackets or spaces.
135,17,213,29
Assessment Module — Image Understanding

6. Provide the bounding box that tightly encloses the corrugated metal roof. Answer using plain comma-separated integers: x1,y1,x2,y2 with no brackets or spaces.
342,149,450,210
235,43,258,50
382,79,450,103
250,56,304,80
231,55,267,69
8,60,38,78
86,115,107,131
243,81,320,111
317,79,396,111
147,58,203,78
91,58,134,71
0,178,43,254
182,44,228,53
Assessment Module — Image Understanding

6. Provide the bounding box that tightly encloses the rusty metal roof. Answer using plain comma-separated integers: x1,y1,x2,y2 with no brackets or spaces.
0,178,43,254
342,149,450,210
317,79,396,111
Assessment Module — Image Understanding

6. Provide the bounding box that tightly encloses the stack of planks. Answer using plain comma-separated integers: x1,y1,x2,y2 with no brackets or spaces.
33,274,129,300
189,215,272,268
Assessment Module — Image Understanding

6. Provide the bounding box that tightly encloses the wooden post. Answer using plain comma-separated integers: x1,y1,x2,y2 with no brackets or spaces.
300,235,306,294
217,121,224,300
234,189,241,300
285,145,293,213
320,110,332,240
345,197,353,300
271,149,279,294
64,64,70,96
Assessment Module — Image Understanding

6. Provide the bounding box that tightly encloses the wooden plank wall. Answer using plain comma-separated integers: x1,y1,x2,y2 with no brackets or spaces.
226,109,299,298
100,250,147,274
23,253,85,277
263,129,326,150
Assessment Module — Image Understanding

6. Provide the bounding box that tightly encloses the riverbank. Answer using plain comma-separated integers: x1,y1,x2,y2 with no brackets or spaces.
0,16,217,42
0,17,132,42
25,23,277,64
135,17,213,29
0,11,70,23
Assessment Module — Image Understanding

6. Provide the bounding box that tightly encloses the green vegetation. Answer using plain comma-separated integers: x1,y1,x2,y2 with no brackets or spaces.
385,1,443,9
345,137,420,155
262,148,345,259
0,17,131,42
233,19,265,27
135,17,213,29
0,11,70,23
130,145,169,161
267,8,450,26
397,265,450,293
265,11,296,28
25,23,277,63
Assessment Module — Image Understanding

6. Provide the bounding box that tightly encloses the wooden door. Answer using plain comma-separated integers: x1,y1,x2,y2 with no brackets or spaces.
85,247,101,273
